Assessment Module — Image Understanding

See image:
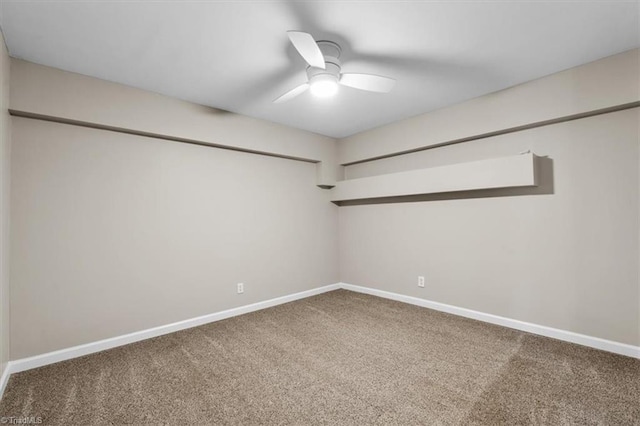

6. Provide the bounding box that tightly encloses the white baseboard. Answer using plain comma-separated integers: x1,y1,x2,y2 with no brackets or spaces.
6,283,340,378
340,283,640,359
0,363,10,400
2,281,638,402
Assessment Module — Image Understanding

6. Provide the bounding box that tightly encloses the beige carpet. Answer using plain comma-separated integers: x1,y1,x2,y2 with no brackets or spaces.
1,289,638,425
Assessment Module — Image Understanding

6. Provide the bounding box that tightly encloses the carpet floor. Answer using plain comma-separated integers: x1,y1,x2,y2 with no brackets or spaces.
1,289,638,425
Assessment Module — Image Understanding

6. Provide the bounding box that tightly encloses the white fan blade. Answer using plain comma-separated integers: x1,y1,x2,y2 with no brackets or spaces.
287,31,326,69
273,83,309,103
340,73,396,93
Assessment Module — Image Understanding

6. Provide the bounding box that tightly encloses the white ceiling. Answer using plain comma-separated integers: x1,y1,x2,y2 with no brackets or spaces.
1,1,638,138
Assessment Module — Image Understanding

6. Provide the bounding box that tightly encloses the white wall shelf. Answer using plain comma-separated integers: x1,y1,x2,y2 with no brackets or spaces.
330,153,538,202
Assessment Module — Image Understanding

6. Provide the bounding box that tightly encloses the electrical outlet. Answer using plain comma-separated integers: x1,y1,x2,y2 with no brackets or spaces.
418,276,425,288
237,283,244,294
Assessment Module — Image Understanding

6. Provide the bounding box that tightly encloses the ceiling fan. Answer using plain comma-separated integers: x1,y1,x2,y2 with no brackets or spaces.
273,31,396,103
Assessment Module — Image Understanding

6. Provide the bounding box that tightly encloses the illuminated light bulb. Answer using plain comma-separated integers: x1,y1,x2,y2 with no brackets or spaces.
309,74,338,98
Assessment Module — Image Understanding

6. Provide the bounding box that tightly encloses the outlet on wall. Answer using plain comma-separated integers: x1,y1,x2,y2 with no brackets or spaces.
237,283,244,294
418,276,425,288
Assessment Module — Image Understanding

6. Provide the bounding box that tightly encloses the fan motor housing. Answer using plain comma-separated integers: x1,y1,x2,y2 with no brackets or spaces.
307,60,341,80
317,40,341,59
307,40,342,82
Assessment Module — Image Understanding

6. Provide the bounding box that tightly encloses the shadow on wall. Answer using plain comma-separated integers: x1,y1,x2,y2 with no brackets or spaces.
336,156,554,206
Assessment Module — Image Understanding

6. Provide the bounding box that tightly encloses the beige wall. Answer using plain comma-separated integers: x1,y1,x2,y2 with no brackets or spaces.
339,49,639,165
10,60,341,187
340,108,639,346
10,117,339,359
0,30,10,377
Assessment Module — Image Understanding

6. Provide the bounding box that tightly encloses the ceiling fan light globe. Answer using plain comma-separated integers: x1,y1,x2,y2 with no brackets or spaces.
309,75,339,98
